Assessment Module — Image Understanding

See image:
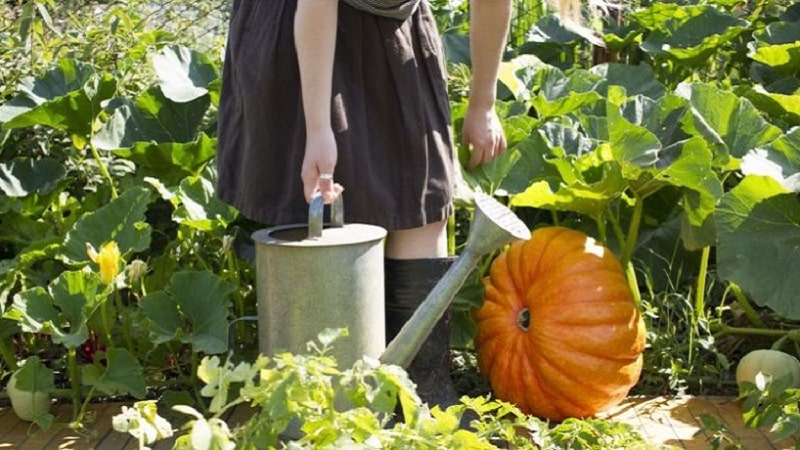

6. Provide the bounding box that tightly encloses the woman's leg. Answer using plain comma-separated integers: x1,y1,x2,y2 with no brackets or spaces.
384,220,459,409
385,221,447,259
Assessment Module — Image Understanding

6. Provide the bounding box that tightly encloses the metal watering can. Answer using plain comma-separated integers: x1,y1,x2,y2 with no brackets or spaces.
251,192,530,369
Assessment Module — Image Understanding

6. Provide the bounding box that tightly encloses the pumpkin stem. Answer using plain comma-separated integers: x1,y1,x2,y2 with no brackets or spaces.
517,308,531,331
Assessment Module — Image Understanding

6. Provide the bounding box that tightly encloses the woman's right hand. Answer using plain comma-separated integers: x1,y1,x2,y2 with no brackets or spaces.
301,126,344,204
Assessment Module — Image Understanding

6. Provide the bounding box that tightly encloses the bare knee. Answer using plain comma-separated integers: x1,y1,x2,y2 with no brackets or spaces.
385,221,448,259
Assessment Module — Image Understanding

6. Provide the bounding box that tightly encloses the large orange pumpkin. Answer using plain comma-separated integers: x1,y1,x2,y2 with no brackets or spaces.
473,226,646,421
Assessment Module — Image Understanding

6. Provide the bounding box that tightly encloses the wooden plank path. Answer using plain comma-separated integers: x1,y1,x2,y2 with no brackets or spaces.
0,396,792,449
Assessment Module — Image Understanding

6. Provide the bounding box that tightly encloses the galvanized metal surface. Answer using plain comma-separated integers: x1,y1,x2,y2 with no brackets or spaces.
252,209,387,368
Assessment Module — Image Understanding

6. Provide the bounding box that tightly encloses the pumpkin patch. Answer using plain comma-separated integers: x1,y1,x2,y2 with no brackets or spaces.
473,226,646,421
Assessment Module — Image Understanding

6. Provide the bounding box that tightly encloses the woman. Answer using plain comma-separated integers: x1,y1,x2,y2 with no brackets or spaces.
216,0,512,409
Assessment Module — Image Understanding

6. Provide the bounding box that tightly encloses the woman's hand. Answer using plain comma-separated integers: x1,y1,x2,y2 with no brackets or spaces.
301,126,344,203
462,103,507,170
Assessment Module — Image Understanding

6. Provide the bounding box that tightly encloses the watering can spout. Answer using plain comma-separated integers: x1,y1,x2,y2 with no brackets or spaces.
380,192,531,368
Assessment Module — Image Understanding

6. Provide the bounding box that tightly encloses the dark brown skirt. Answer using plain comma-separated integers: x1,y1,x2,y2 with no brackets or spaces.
216,0,454,231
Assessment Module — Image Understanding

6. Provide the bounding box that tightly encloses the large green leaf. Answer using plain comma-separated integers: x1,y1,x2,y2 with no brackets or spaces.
609,96,723,225
61,186,152,264
173,173,238,232
531,67,604,118
82,348,146,398
13,356,54,393
140,271,234,354
741,128,800,192
745,86,800,127
92,87,210,150
511,163,626,220
747,21,800,74
716,175,800,320
0,158,66,198
7,287,59,335
152,45,219,104
501,120,594,195
112,133,217,183
590,63,666,99
0,59,115,135
637,4,749,65
676,83,783,164
138,291,182,344
6,271,101,348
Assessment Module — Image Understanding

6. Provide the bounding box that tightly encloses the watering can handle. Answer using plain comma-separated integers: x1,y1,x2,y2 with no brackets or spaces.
308,193,344,239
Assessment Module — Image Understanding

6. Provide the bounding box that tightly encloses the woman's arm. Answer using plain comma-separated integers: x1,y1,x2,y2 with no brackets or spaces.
295,0,343,203
463,0,513,169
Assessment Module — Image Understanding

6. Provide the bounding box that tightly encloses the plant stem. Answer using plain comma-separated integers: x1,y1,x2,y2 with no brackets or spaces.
89,142,118,199
693,246,711,322
729,283,768,329
620,193,644,268
625,262,642,310
67,348,82,421
74,386,97,426
114,288,135,353
101,292,114,347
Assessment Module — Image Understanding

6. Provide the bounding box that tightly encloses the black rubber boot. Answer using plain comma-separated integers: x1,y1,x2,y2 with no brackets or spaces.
384,258,459,409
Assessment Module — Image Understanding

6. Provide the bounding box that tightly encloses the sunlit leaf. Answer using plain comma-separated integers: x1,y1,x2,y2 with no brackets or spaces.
0,158,65,198
636,4,749,66
61,186,152,264
173,173,238,232
0,59,115,135
747,21,800,74
590,63,666,99
152,45,219,104
676,83,783,164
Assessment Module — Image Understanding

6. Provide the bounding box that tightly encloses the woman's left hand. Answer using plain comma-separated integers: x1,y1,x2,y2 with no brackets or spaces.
462,104,507,170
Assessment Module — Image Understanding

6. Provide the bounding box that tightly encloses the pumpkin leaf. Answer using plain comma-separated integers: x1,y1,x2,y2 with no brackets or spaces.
636,4,749,66
110,133,217,184
744,87,800,128
152,45,219,104
6,288,58,336
747,21,800,74
140,271,234,354
0,158,66,198
82,348,147,398
92,87,210,151
531,67,604,119
589,63,666,99
173,173,238,232
13,356,54,393
716,175,800,320
6,271,102,349
61,186,152,264
137,291,182,345
0,59,115,135
676,83,783,164
609,94,723,226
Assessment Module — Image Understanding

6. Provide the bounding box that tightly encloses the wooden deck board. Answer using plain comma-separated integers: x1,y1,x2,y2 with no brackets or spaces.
0,396,794,449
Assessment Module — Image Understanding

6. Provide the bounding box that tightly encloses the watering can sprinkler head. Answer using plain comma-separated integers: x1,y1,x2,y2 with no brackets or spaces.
380,192,531,368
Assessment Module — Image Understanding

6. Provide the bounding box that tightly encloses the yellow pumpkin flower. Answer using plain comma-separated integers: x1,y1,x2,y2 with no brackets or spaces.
87,241,121,284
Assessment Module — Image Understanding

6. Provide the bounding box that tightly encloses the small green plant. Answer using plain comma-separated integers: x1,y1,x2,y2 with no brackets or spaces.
739,373,800,446
113,329,658,449
697,413,742,450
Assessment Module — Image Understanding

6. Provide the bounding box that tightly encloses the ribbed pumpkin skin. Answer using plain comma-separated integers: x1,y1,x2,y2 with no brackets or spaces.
474,226,646,421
